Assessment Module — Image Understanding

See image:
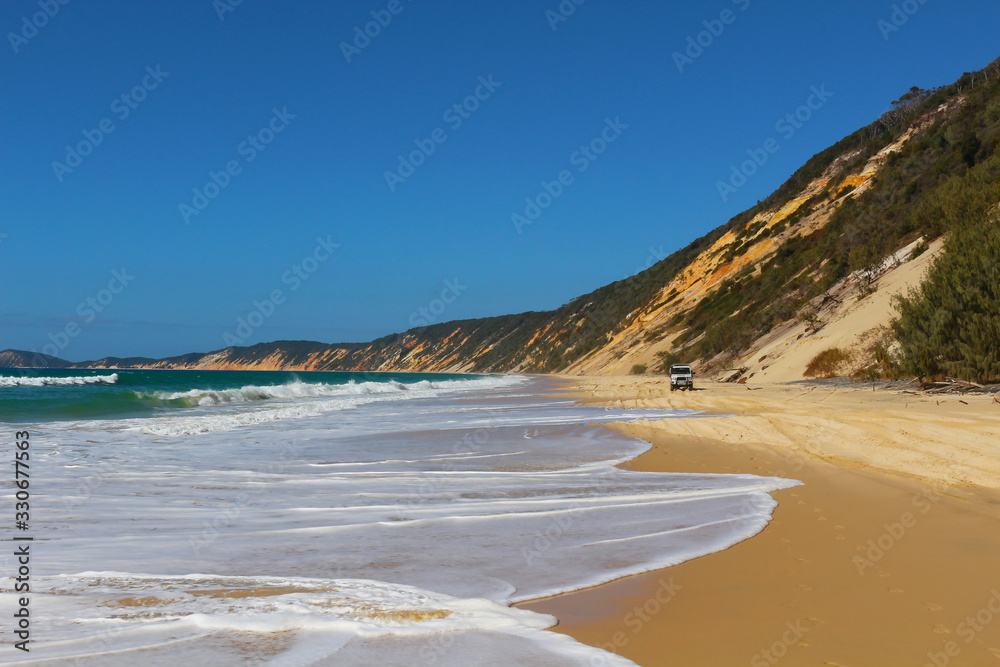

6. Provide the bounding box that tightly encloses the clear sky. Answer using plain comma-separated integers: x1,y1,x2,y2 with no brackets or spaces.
2,0,998,361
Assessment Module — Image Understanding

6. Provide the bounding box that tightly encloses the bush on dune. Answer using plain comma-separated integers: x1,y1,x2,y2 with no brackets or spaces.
804,348,850,378
890,152,1000,383
892,215,1000,383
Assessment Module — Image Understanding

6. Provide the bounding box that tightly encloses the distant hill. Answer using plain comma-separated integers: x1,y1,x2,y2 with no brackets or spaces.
0,350,72,368
6,58,1000,384
82,356,160,369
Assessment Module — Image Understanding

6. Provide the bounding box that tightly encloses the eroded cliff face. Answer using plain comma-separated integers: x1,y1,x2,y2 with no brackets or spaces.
89,341,466,373
66,100,958,378
557,100,959,376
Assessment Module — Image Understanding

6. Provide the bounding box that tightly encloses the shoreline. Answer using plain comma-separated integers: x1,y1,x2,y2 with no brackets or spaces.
520,376,1000,666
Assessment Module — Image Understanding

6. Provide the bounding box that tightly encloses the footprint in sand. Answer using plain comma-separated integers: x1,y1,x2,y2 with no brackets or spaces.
933,623,951,634
926,602,944,611
889,587,904,594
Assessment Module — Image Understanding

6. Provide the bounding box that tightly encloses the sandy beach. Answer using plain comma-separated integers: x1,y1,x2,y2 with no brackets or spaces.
521,377,1000,666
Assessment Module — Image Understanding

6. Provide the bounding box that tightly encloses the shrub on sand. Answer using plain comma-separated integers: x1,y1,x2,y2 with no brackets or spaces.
804,348,850,379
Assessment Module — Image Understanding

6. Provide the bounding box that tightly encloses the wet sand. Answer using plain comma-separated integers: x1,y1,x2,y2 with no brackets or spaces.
520,377,1000,666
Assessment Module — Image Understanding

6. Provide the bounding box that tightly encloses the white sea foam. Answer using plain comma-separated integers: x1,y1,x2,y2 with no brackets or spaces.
20,376,799,665
130,376,527,436
147,378,430,405
0,372,118,387
8,572,635,666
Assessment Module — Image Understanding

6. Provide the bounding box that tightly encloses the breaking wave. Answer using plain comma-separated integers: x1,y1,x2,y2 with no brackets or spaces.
142,378,502,407
129,376,526,435
0,373,119,387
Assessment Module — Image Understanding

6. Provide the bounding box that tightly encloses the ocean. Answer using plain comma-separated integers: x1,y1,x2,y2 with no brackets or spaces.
0,369,797,665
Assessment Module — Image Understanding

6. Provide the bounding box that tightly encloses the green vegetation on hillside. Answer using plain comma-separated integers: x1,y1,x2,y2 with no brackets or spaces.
891,156,1000,382
669,61,1000,373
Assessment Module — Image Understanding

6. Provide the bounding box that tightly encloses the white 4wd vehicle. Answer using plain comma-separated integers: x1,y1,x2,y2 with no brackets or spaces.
669,364,694,391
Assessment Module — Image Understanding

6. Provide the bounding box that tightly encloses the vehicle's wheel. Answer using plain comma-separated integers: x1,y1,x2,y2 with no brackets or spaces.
689,384,694,391
670,385,676,392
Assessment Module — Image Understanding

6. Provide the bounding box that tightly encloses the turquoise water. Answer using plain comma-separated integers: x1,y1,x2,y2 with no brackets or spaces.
1,369,797,664
0,368,478,422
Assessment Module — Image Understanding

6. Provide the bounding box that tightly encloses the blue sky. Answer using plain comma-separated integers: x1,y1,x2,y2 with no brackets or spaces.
2,0,998,361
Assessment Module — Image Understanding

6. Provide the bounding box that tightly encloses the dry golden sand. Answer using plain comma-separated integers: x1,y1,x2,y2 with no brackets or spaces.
520,377,1000,666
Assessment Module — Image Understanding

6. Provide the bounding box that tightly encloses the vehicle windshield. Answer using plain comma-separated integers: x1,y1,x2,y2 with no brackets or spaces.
671,366,691,373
